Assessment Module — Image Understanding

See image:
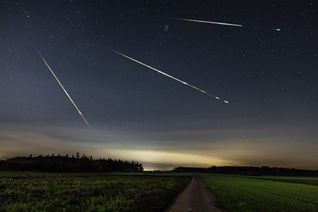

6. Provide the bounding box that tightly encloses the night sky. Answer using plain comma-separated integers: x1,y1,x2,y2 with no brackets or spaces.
1,0,317,170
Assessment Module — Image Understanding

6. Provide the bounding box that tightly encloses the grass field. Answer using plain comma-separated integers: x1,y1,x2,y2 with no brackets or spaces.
252,175,318,186
0,171,190,212
202,174,318,212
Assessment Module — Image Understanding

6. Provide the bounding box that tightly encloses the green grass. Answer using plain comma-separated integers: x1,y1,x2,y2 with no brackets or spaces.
202,174,318,212
0,171,190,212
251,176,318,186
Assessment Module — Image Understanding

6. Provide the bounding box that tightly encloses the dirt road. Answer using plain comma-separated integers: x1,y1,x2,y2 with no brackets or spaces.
166,176,223,212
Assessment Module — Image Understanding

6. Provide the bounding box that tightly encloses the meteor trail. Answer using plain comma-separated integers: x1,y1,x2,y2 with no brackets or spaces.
37,51,91,127
165,17,243,28
109,48,229,104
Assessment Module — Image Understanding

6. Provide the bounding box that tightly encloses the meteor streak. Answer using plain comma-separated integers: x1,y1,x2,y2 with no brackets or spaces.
165,17,242,28
37,51,90,127
109,48,229,104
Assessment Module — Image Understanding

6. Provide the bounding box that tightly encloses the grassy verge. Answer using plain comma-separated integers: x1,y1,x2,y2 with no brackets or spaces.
0,171,190,212
250,176,318,186
202,174,318,212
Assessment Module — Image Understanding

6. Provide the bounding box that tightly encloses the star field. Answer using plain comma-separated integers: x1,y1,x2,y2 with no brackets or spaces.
0,0,317,169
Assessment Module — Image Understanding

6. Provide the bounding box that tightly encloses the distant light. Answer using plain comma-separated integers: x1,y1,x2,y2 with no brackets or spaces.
224,100,229,104
274,28,281,32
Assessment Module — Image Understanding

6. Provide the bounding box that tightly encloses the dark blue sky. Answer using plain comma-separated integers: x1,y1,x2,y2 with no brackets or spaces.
1,0,317,169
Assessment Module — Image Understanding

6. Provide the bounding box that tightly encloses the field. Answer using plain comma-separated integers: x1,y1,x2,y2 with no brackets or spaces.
253,175,318,186
2,171,318,212
202,174,318,212
0,171,190,212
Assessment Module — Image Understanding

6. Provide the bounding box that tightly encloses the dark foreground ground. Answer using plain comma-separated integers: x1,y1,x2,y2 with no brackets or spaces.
1,171,318,212
0,171,189,212
203,174,318,212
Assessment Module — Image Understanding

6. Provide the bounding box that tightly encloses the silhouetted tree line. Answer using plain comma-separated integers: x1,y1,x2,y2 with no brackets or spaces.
173,166,318,176
0,153,143,172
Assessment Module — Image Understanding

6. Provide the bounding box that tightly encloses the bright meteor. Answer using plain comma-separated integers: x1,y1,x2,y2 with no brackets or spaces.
37,51,91,127
165,17,243,28
109,48,229,104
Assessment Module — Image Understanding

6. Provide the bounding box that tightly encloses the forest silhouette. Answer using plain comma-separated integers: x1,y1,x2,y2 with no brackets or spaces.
0,153,143,172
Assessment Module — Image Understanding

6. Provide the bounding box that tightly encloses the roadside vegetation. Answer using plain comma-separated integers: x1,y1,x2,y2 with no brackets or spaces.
251,175,318,186
202,174,318,212
0,172,190,212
